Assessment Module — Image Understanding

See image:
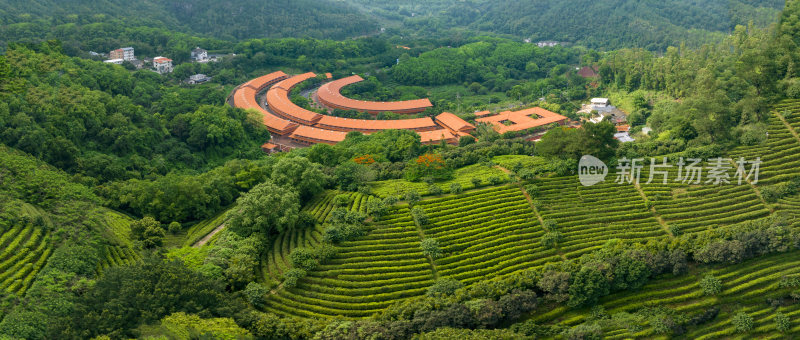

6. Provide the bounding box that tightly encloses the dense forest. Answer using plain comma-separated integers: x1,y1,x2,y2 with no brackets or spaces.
4,0,800,339
348,0,784,50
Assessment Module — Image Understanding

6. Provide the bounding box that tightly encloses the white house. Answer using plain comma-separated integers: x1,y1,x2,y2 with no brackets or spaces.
103,59,124,65
110,47,135,61
153,57,173,74
187,74,211,84
591,98,610,107
191,47,208,62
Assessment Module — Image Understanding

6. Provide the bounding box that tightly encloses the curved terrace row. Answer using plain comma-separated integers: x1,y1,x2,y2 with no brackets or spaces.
316,75,433,114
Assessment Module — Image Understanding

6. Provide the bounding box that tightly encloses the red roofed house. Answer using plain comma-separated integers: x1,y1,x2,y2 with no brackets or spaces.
153,56,173,74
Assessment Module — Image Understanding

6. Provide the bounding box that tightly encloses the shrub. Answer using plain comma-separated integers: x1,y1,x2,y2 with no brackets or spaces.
775,312,790,333
427,278,463,297
333,194,350,207
524,184,540,196
542,219,558,232
541,231,562,249
471,177,482,188
289,248,318,271
405,190,421,206
420,238,442,259
450,183,463,195
700,274,722,296
428,184,443,196
244,282,269,308
411,206,429,226
488,175,505,185
283,268,306,288
732,311,753,333
562,322,602,340
168,222,181,235
384,195,399,206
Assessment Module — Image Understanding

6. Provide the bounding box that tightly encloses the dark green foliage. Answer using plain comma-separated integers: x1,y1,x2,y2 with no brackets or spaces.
63,255,233,339
204,231,260,288
411,206,429,226
449,183,463,195
130,217,165,249
537,121,618,161
427,278,464,297
283,269,306,288
732,311,754,333
568,266,610,307
226,180,300,238
700,274,722,295
244,282,269,309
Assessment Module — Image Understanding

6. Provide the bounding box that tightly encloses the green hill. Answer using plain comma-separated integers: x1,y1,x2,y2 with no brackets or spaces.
347,0,784,50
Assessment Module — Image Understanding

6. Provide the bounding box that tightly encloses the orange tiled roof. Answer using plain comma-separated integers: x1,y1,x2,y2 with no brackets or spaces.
289,125,348,145
418,129,458,144
435,112,475,133
231,84,298,135
243,71,288,91
266,88,323,124
474,111,493,117
315,115,438,133
317,75,433,114
274,72,317,91
476,107,567,134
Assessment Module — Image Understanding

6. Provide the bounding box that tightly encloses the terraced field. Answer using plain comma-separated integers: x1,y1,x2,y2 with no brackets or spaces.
0,222,51,296
728,107,800,186
531,250,800,339
416,185,559,285
263,206,434,318
370,163,507,198
261,190,379,286
532,176,668,258
96,245,140,274
637,166,772,235
258,109,800,321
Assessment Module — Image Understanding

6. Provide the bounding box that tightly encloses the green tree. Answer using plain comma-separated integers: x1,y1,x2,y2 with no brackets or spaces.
420,238,442,259
271,156,326,201
226,180,300,237
568,266,610,307
775,312,791,333
130,217,165,249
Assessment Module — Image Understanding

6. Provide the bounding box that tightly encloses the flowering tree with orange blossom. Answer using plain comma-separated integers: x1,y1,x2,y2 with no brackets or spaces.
405,153,453,181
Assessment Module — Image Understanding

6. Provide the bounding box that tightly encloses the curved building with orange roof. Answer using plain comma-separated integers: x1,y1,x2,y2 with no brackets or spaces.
289,125,348,145
265,73,324,126
317,75,433,114
314,115,438,134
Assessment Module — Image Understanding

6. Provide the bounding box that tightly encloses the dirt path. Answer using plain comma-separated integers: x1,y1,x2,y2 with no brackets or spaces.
410,208,440,280
192,224,226,248
632,181,674,238
496,166,568,261
776,110,800,146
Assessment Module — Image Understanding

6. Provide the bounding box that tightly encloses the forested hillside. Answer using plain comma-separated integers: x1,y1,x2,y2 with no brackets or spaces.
0,0,377,53
348,0,784,50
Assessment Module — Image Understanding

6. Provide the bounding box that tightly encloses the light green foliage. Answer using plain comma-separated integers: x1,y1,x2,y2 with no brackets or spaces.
775,312,791,333
157,312,252,340
420,238,442,259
